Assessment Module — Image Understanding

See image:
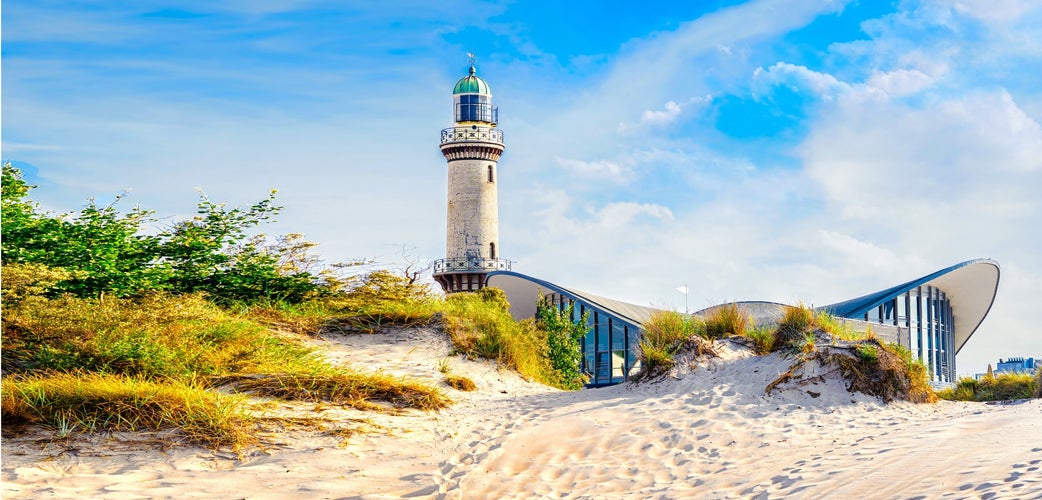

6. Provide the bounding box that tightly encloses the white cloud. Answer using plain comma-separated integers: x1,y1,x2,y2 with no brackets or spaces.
864,68,935,97
555,157,634,183
594,202,674,229
752,62,851,100
640,101,684,125
950,0,1038,23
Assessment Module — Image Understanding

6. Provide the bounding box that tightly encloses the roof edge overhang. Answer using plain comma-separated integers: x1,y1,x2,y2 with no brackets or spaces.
485,271,664,327
820,259,1000,354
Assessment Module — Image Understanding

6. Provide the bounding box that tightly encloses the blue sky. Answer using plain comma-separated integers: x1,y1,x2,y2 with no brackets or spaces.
4,0,1042,376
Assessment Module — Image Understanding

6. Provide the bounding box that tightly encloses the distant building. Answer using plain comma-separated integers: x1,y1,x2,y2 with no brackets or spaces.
487,260,999,387
995,357,1037,375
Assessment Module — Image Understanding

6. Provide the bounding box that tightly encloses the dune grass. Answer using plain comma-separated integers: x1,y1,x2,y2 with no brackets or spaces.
745,326,777,355
937,372,1039,402
703,303,750,339
1,372,254,450
1,287,451,446
2,293,329,378
227,371,450,411
636,311,704,378
246,283,580,390
827,340,936,403
440,289,562,388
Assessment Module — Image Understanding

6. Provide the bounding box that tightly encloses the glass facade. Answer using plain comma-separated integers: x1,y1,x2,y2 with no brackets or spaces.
544,292,642,387
456,94,496,123
856,285,955,383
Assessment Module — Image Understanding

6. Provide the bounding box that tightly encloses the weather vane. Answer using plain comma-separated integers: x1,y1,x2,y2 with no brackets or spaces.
467,52,476,65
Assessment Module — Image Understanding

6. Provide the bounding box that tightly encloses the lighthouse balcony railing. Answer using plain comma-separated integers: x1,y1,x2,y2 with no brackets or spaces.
433,257,512,274
440,127,504,146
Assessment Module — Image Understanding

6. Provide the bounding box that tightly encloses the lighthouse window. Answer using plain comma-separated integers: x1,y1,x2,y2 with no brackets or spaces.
456,94,493,122
490,242,496,259
488,165,494,183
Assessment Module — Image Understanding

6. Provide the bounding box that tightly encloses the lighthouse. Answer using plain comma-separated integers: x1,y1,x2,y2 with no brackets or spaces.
433,61,510,293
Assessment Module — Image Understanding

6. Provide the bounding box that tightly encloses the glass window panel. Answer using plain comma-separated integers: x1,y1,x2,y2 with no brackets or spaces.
612,351,626,378
883,299,895,323
612,322,626,350
867,305,881,322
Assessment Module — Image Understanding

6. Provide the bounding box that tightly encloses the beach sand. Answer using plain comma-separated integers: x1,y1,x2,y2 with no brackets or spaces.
4,327,1041,499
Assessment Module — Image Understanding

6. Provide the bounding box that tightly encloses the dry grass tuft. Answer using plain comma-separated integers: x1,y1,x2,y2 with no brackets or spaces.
227,372,451,412
703,303,750,339
1,371,255,450
635,311,702,379
776,304,815,348
937,372,1039,401
826,340,936,403
444,375,478,391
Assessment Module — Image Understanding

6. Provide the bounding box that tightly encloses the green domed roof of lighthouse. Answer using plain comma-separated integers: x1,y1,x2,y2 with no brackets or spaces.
452,65,492,95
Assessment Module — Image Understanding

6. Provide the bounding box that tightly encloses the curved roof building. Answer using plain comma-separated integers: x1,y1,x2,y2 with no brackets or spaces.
820,258,1000,384
487,259,1000,386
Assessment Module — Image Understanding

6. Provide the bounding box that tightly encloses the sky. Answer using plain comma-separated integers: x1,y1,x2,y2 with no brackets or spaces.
3,0,1041,377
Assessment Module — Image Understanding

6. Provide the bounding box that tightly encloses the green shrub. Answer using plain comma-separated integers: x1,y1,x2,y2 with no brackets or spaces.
537,299,590,390
2,163,333,304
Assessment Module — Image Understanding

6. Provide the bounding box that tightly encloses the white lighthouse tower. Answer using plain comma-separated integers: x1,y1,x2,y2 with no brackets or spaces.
433,61,510,293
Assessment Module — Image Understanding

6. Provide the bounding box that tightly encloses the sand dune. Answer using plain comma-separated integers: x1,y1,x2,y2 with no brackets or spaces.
4,327,1041,499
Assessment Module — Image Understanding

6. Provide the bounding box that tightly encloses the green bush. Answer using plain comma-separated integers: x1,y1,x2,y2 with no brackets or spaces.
537,299,590,390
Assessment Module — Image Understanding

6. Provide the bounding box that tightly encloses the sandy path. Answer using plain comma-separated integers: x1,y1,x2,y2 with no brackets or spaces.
3,330,1040,499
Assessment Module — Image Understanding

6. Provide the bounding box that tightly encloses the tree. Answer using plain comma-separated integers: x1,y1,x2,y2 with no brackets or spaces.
2,163,164,296
1,163,336,303
537,298,590,390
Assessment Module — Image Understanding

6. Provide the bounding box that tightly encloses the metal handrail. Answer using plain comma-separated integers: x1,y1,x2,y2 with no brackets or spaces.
433,257,512,274
440,127,505,145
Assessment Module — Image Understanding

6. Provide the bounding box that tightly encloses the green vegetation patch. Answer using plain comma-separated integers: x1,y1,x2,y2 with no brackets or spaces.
703,303,750,339
937,372,1039,402
440,288,561,388
635,311,713,380
826,340,936,403
2,293,326,378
